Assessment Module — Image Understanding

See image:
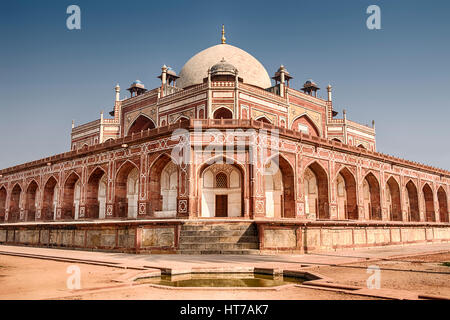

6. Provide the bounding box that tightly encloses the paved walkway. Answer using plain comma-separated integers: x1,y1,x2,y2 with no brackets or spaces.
1,243,449,273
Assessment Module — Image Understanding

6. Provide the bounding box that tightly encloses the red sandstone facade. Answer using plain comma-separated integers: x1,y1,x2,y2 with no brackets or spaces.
0,36,449,236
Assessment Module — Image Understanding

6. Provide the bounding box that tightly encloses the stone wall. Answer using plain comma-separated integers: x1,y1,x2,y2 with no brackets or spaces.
257,221,450,253
1,220,449,254
0,221,181,254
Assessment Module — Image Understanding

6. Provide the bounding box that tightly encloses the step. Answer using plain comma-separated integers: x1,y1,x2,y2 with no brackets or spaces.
178,243,259,250
181,224,255,231
179,235,258,244
180,230,257,237
178,249,261,255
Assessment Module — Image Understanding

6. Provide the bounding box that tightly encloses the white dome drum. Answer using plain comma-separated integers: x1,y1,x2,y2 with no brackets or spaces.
177,44,272,89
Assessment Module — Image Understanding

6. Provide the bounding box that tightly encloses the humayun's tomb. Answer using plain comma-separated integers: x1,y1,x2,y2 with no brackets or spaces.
0,27,449,254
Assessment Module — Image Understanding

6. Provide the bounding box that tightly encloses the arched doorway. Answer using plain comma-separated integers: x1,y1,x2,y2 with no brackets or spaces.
336,168,357,220
149,154,178,218
213,107,233,119
423,184,435,222
437,187,449,223
42,177,58,221
386,177,402,221
62,172,80,220
9,184,22,222
115,162,139,218
25,181,39,222
0,187,7,222
127,115,156,135
363,173,381,220
87,168,107,219
292,115,320,137
406,180,420,221
304,162,329,219
264,156,295,218
200,163,243,217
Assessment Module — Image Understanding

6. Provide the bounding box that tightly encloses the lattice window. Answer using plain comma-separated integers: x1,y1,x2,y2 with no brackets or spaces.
215,173,228,188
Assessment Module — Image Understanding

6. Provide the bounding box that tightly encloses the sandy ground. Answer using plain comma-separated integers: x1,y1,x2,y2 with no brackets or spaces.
0,255,374,300
0,246,448,300
0,255,128,299
308,252,450,297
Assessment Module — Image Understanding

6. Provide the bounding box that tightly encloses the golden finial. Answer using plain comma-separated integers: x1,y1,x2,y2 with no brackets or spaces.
221,24,226,44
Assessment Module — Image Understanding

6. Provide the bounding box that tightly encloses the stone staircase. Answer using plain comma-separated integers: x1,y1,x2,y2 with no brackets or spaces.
178,222,260,254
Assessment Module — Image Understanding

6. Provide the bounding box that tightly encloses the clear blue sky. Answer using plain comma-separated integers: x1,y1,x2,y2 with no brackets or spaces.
0,0,449,170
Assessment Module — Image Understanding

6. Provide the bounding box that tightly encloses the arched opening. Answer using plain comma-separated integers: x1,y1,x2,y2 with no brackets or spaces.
336,168,357,220
149,154,178,218
213,107,233,119
437,187,449,223
264,156,295,218
9,184,22,222
175,116,190,123
332,138,342,143
25,181,39,222
87,168,107,219
292,115,320,137
304,162,329,219
357,144,366,149
200,163,243,217
386,177,402,221
363,173,381,220
423,184,435,222
256,116,272,124
115,162,139,218
406,181,420,222
127,115,156,135
0,187,6,222
62,172,80,220
42,177,58,221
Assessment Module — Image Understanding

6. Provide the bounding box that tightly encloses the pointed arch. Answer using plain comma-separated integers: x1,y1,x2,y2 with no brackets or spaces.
437,187,448,223
336,167,358,220
255,116,272,124
62,172,81,220
25,180,39,222
386,176,402,221
264,153,295,218
213,107,233,119
422,183,435,222
87,167,107,219
8,184,22,222
172,115,190,123
363,172,381,220
42,176,58,221
406,180,420,222
115,160,140,218
291,114,320,137
304,161,329,219
198,155,245,218
0,186,6,222
127,114,156,136
148,153,179,216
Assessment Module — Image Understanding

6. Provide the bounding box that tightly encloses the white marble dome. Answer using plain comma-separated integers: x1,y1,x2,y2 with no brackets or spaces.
177,43,272,89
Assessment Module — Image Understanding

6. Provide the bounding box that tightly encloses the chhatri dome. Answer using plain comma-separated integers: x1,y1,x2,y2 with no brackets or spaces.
176,25,272,89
